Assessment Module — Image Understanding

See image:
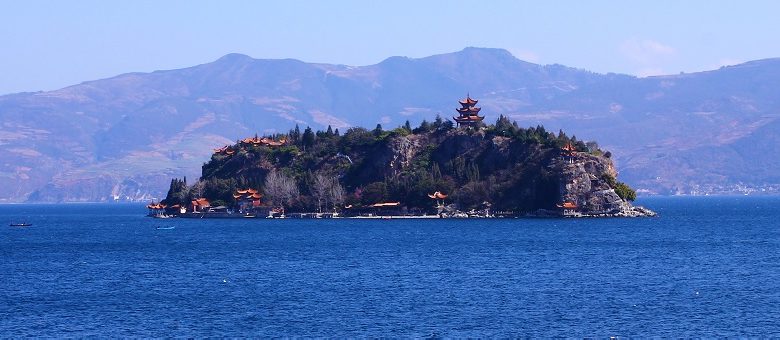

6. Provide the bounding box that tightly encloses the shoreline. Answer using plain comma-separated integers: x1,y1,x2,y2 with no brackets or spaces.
151,205,657,220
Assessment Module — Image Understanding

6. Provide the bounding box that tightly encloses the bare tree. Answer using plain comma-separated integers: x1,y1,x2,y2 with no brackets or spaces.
264,170,299,210
189,180,206,198
329,179,345,211
310,171,347,212
311,173,331,213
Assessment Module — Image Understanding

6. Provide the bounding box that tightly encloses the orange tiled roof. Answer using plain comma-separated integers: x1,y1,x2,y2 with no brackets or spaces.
457,106,482,114
239,135,287,147
557,202,578,209
427,191,448,199
192,198,210,207
459,96,478,106
147,203,165,209
453,115,485,122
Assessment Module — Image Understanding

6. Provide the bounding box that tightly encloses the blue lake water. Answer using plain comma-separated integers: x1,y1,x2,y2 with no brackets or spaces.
1,197,779,337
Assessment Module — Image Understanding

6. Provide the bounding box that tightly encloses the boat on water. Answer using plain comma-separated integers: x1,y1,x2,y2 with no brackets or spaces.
9,223,32,227
156,226,175,230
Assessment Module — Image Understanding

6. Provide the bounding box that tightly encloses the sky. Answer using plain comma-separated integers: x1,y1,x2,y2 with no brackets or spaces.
1,0,779,94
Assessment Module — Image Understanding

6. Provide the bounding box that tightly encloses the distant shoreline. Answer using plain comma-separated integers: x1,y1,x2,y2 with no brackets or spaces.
6,194,780,205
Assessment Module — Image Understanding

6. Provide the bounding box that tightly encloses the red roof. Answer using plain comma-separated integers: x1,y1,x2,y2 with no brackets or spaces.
457,106,482,114
192,198,210,207
428,191,448,199
239,135,286,147
458,96,478,106
453,115,485,122
147,202,166,209
557,202,578,209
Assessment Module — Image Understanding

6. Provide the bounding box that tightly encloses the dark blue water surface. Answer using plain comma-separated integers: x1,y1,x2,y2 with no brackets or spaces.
1,197,779,337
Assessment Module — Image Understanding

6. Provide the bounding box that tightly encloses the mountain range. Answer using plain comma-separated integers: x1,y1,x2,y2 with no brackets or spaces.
1,47,778,202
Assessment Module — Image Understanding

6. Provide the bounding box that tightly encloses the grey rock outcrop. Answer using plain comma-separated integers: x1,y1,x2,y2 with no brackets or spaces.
554,152,655,217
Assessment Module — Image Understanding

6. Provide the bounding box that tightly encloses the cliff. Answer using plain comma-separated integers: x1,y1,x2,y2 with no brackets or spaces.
162,118,654,217
554,154,654,217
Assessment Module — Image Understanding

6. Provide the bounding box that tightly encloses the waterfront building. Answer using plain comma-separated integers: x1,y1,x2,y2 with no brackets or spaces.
557,201,579,216
233,188,262,213
191,198,211,212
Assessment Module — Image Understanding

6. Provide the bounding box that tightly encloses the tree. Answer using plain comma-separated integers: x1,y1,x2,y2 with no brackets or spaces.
302,126,315,150
495,115,513,136
614,182,637,201
361,182,387,204
414,119,431,133
585,141,599,153
602,174,636,201
291,124,301,143
264,170,300,210
190,180,205,198
404,120,412,133
311,172,331,212
329,180,345,211
373,123,383,138
433,114,444,129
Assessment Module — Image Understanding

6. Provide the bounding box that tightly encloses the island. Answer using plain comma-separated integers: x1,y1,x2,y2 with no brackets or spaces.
149,95,655,218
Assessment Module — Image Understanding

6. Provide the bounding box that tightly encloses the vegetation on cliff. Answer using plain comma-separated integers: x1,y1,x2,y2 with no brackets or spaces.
162,115,637,215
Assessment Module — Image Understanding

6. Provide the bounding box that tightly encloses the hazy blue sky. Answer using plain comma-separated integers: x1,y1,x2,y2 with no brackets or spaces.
1,0,779,94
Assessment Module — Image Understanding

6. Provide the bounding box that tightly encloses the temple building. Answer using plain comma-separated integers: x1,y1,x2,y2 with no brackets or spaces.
240,134,287,147
557,201,579,217
561,142,577,164
453,94,485,127
233,188,262,213
191,198,211,212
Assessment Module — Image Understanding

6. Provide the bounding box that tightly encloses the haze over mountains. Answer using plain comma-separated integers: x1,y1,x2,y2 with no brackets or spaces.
1,47,778,202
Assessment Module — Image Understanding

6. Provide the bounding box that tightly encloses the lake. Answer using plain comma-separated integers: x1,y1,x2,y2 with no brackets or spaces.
1,197,778,337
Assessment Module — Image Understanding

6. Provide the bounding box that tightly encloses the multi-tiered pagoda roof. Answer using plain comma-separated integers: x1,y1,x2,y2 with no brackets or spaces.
454,94,485,127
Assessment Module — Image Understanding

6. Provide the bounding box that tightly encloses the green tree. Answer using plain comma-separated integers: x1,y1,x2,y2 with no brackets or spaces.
302,126,315,150
361,182,388,204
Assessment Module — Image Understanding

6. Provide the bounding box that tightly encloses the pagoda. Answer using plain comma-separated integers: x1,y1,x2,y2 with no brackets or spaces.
560,142,577,164
453,94,485,127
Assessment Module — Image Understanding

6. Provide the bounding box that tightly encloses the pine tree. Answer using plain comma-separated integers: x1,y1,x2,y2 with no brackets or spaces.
302,126,315,150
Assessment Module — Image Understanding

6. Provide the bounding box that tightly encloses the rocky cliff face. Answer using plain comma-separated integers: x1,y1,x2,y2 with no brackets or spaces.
554,153,655,217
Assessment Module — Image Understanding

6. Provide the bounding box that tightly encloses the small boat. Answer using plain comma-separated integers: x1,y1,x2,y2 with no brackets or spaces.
155,226,175,230
9,223,32,227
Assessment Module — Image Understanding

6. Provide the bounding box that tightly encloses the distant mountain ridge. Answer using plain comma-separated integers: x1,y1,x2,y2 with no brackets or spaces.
1,47,778,202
